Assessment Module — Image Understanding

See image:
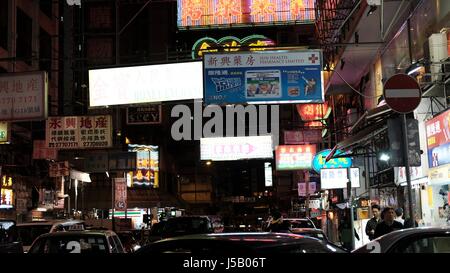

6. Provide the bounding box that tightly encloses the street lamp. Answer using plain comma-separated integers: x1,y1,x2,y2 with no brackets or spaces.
379,153,390,161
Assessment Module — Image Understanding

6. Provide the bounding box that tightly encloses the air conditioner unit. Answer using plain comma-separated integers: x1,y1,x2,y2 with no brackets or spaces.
367,0,381,5
428,32,448,82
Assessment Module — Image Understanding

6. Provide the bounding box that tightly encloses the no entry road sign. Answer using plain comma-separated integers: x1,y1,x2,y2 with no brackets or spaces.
383,74,422,113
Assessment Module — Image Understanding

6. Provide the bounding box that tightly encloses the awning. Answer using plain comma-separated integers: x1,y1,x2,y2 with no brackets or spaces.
326,104,393,162
70,169,91,183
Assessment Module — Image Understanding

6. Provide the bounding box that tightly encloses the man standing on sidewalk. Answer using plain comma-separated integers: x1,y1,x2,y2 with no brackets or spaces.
365,204,381,241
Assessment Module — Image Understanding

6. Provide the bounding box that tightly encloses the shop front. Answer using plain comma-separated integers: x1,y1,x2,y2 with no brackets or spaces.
425,108,450,226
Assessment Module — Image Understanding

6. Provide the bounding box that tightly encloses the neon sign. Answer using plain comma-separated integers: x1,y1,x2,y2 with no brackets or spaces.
297,103,331,121
178,0,316,29
312,149,352,173
1,175,14,209
191,35,276,59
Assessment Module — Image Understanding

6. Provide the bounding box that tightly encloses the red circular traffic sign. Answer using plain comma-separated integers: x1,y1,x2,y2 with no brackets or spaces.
383,74,422,113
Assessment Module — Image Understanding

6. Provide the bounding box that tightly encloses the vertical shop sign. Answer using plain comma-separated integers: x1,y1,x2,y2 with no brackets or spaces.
114,178,127,210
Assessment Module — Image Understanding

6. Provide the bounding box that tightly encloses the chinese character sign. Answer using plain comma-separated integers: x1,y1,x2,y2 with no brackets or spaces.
46,115,112,149
204,51,324,105
128,145,159,188
426,109,450,168
0,71,48,122
275,145,316,170
312,149,352,173
114,178,127,210
284,129,322,144
177,0,316,28
0,175,14,208
296,103,331,121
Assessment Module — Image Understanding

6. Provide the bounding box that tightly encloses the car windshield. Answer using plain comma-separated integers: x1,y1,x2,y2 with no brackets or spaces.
17,225,52,246
30,235,109,254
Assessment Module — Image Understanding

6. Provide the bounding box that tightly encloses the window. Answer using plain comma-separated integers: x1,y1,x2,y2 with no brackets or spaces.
391,236,450,253
112,235,124,253
108,236,118,253
16,8,32,66
0,0,7,50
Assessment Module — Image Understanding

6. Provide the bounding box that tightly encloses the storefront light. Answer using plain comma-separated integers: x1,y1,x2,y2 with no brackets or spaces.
379,153,390,161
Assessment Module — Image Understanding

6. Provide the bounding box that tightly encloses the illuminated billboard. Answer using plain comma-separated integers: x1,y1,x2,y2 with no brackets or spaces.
88,61,203,107
177,0,316,29
275,145,316,170
201,136,273,161
204,50,324,105
128,145,159,188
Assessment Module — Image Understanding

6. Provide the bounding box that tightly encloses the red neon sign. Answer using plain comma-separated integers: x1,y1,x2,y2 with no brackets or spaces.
296,103,330,121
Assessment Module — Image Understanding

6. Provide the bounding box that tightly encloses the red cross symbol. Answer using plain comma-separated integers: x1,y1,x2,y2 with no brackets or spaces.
309,54,319,64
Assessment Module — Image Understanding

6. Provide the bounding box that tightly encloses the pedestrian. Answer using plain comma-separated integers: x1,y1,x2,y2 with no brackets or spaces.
365,204,381,241
374,207,404,239
395,208,404,225
266,210,290,232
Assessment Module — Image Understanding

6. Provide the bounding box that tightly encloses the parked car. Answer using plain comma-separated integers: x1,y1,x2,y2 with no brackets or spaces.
17,219,85,252
0,219,23,253
116,231,141,253
290,228,329,242
283,218,316,229
28,230,125,254
160,216,214,239
353,226,450,253
136,232,347,255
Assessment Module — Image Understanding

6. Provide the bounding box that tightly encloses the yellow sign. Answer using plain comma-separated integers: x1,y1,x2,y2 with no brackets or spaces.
0,122,9,143
428,163,450,184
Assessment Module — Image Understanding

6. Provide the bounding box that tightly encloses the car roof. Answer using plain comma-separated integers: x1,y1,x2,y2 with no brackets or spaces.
354,226,450,252
34,230,116,238
17,220,84,227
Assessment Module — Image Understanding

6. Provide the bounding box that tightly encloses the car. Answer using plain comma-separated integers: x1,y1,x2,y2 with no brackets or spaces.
116,231,141,253
17,219,85,252
352,226,450,253
160,216,214,239
135,232,347,255
290,228,329,242
283,218,317,229
28,230,126,254
0,219,23,253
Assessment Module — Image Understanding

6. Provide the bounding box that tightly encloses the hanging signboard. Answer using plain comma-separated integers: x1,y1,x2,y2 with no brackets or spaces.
33,140,58,160
0,175,14,209
201,136,273,161
296,103,331,121
275,145,316,170
114,178,127,210
0,71,48,122
0,122,10,143
284,130,322,144
46,115,113,149
312,149,352,173
298,182,316,196
49,161,69,178
126,105,162,125
203,51,324,105
426,108,450,168
128,145,159,188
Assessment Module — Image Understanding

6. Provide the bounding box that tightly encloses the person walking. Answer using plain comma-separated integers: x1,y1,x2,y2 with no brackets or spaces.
395,208,405,225
374,207,404,239
365,204,381,241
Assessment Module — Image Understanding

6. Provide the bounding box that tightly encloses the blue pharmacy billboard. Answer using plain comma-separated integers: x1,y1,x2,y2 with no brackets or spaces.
203,51,324,105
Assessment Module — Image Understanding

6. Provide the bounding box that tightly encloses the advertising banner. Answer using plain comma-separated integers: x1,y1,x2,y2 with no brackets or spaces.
201,136,273,161
426,109,450,167
0,122,9,143
114,178,127,210
126,105,162,125
203,51,324,105
264,162,273,187
284,130,322,144
0,175,14,209
0,71,48,122
275,145,316,170
46,115,112,149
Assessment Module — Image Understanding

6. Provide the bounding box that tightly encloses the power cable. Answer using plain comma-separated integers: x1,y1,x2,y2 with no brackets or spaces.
332,69,383,99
